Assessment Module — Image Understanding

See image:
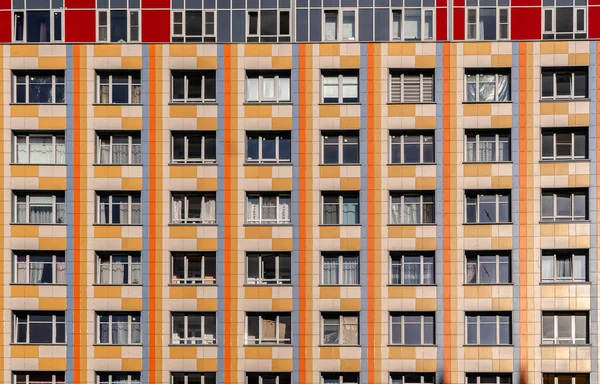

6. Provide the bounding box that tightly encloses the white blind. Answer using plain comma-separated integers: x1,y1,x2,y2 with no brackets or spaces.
403,74,421,103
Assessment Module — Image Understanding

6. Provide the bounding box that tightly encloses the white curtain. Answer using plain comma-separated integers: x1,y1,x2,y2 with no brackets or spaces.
131,262,142,284
466,259,477,283
16,137,27,163
131,202,141,224
29,136,53,163
56,136,66,164
29,262,44,283
247,197,259,222
99,84,110,103
99,260,111,283
403,261,420,284
279,196,290,223
342,316,358,344
29,196,53,224
201,196,216,223
574,254,586,279
323,257,339,284
390,260,401,284
497,74,509,101
479,74,496,102
342,200,358,224
131,85,141,104
392,11,401,39
404,10,421,40
16,262,27,283
112,322,129,344
466,75,477,101
112,136,129,164
324,13,337,41
131,321,141,343
478,140,495,162
172,197,183,222
98,202,108,224
247,77,259,101
542,255,554,280
342,76,358,100
402,202,419,224
112,262,125,284
343,257,359,284
556,256,572,278
342,11,355,40
56,260,66,284
99,137,111,164
323,76,339,100
390,202,401,224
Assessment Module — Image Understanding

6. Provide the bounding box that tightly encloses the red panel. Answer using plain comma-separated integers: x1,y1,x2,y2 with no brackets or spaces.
65,10,96,42
436,7,447,41
142,0,171,7
589,7,600,38
511,0,540,5
0,11,10,42
435,0,447,6
454,0,464,5
511,7,541,40
589,0,600,5
453,8,464,40
142,10,170,42
0,0,11,10
65,0,96,8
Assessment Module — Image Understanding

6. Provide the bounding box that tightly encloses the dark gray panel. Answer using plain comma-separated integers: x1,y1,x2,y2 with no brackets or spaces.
575,0,587,4
217,0,230,9
217,10,231,42
390,0,402,6
405,0,420,6
172,0,184,8
341,0,357,6
543,0,554,5
480,0,496,6
186,0,202,7
310,0,321,7
556,0,573,4
110,0,128,8
374,8,389,41
13,0,25,9
232,0,245,8
310,8,322,41
422,0,434,6
359,0,372,7
204,0,216,8
323,0,338,6
359,8,373,41
297,9,309,41
27,0,50,8
248,0,259,8
52,0,63,8
262,0,277,8
279,0,290,7
129,0,140,7
298,0,308,6
375,0,388,7
231,10,246,42
498,0,508,5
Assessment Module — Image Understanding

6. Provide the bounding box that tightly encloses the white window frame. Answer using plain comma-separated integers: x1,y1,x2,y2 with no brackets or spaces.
14,372,66,384
389,193,435,225
12,71,65,104
323,9,357,41
541,250,587,283
96,373,141,384
542,374,589,384
247,9,291,42
96,193,142,225
465,7,510,41
321,253,360,285
13,251,66,285
96,133,141,165
13,312,65,344
464,72,510,102
390,8,435,41
389,253,435,285
542,6,587,37
541,130,588,160
96,252,141,285
13,132,66,164
246,252,291,285
96,313,141,345
171,373,216,384
13,193,65,224
541,190,587,222
541,69,588,100
246,132,291,164
389,132,434,164
465,252,511,284
321,193,360,225
542,312,588,345
321,373,360,384
245,72,291,103
171,193,217,224
171,71,217,103
97,8,140,43
246,373,291,384
389,313,435,345
464,131,511,162
246,193,291,225
171,9,216,42
171,312,216,345
321,313,360,345
171,132,216,164
465,313,511,345
465,375,512,384
322,72,359,104
389,72,435,103
321,133,360,165
171,252,216,285
245,313,291,345
465,192,510,224
13,7,63,43
96,71,142,104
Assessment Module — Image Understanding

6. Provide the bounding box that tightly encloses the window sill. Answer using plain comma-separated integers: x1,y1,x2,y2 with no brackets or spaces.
243,223,293,227
244,162,293,166
10,163,66,166
169,102,218,106
168,283,218,287
318,284,361,287
388,344,437,347
539,281,590,285
169,343,218,347
463,161,512,165
92,103,143,107
462,101,512,104
319,163,361,167
318,224,361,227
169,223,218,227
92,283,142,287
387,284,437,287
318,103,361,106
11,343,67,346
387,102,436,105
10,223,66,226
93,224,143,227
318,344,361,347
93,344,142,347
464,344,513,347
539,159,590,163
539,220,590,224
243,102,293,106
539,98,590,103
387,223,436,227
93,163,142,166
10,283,67,286
9,103,67,106
463,283,514,286
463,222,513,226
169,162,218,166
387,163,437,166
243,283,292,287
244,344,292,347
540,343,591,347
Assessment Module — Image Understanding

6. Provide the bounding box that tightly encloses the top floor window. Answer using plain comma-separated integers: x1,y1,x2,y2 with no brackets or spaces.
466,7,509,40
13,71,65,104
465,69,510,102
391,8,434,41
13,1,62,43
248,10,290,42
97,71,141,104
324,9,356,41
172,10,216,42
322,70,359,104
98,2,140,42
543,5,586,40
541,67,588,100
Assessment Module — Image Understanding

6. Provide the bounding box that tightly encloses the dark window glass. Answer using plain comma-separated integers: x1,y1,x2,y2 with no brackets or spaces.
556,7,573,33
205,73,216,100
27,11,51,43
280,11,290,35
261,10,278,36
110,10,128,42
555,73,572,96
249,12,258,34
480,8,496,40
53,12,62,41
542,72,554,97
186,11,203,36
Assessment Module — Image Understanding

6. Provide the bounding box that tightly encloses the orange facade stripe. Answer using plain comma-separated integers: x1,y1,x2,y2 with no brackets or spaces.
298,43,307,383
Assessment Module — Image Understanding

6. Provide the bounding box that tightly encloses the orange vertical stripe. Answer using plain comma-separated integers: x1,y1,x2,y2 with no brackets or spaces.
298,43,307,384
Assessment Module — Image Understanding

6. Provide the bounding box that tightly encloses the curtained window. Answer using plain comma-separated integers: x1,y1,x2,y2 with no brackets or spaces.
97,253,141,285
14,252,65,285
13,312,65,344
97,193,141,225
465,131,510,162
390,193,435,225
542,312,588,345
465,71,510,102
246,193,291,224
322,313,359,345
542,250,587,283
97,313,141,345
13,193,65,224
172,193,216,224
322,253,359,285
246,71,291,103
97,133,141,165
97,71,141,104
390,253,434,285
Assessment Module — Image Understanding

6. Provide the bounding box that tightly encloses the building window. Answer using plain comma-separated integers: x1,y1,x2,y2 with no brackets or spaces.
13,192,65,225
246,71,291,103
97,313,141,345
541,67,588,100
541,128,588,161
171,252,216,285
171,192,217,224
13,311,65,344
465,251,511,284
322,252,359,285
322,71,359,104
322,373,360,384
389,192,435,225
324,9,356,41
246,132,291,164
466,7,509,40
246,192,291,225
97,373,141,384
543,6,586,40
389,70,434,103
322,313,359,345
171,70,216,103
96,71,141,104
171,132,216,164
96,192,141,225
13,4,62,43
541,249,587,283
96,252,141,285
322,132,359,165
12,71,65,104
246,252,291,285
13,132,65,165
171,312,217,345
172,372,217,384
390,373,435,384
465,70,510,102
322,192,360,225
247,10,290,42
245,313,291,345
96,132,141,165
541,189,587,222
390,252,434,285
172,10,216,42
542,312,588,345
13,251,66,285
246,373,291,384
466,312,511,345
391,8,434,41
389,131,434,164
465,190,510,224
465,130,510,162
466,374,512,384
542,374,589,384
389,313,434,345
14,372,65,384
97,4,140,42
